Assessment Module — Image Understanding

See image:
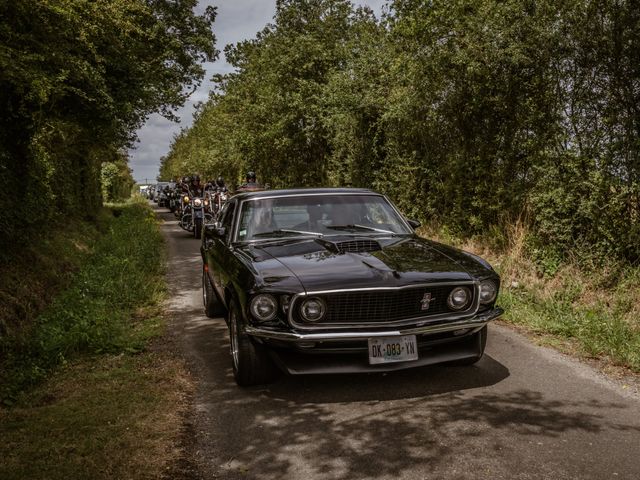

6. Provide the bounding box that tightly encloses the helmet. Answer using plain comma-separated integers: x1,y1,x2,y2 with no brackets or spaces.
216,176,225,186
192,175,201,183
246,171,256,182
182,176,190,184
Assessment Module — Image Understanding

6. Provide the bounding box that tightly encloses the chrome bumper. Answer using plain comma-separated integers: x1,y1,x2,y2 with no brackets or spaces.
245,307,503,343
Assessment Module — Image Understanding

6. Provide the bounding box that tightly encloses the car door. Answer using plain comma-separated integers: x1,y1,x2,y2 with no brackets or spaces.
208,199,237,301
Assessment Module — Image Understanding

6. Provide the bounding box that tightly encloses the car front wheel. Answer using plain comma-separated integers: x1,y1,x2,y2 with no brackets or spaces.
228,300,279,386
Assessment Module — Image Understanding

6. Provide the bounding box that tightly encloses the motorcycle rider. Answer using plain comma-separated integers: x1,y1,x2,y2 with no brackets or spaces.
180,176,191,194
236,171,263,192
204,178,216,192
215,176,227,192
189,175,204,197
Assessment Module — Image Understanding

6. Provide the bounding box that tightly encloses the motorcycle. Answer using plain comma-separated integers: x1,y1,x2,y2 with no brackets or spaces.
214,188,229,216
180,195,214,238
167,188,179,213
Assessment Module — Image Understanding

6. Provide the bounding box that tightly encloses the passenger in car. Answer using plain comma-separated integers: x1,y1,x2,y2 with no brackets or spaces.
293,204,324,232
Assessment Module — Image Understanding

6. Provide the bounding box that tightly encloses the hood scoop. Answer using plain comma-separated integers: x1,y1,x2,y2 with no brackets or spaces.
317,238,382,255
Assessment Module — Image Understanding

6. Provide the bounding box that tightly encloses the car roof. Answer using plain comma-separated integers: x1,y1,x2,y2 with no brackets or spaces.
232,187,378,201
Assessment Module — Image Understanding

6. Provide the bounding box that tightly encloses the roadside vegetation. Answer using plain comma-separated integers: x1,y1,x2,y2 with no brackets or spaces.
160,0,640,374
0,1,215,477
0,0,217,261
0,199,191,479
421,221,640,373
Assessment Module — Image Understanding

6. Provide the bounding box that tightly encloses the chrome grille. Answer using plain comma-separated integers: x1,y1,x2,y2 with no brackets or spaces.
293,285,475,327
334,239,381,254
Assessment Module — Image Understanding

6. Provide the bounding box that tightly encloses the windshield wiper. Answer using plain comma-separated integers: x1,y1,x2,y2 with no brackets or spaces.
326,224,396,234
252,229,323,238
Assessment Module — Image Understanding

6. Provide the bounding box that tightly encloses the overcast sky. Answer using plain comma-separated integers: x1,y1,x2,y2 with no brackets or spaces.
129,0,387,183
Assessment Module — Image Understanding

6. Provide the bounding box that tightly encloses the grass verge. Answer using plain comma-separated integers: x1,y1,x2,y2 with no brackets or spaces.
0,350,192,480
419,222,640,374
0,198,191,479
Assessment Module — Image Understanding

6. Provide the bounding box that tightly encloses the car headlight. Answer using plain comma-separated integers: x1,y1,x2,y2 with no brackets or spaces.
250,294,278,322
194,198,202,207
479,280,497,304
300,297,326,322
447,287,471,310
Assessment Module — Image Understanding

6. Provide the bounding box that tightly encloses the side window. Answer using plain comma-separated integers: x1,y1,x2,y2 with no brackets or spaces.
217,202,230,225
220,201,236,241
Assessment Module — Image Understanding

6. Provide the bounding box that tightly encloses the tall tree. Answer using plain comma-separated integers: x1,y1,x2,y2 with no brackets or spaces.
0,0,217,254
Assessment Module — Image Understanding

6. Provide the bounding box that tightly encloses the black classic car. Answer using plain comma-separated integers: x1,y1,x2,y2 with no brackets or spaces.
201,188,503,386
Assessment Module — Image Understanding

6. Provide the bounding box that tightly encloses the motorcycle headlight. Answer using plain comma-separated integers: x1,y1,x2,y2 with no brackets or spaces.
480,280,497,304
204,199,209,206
183,196,190,203
300,297,326,322
250,294,278,322
194,198,202,207
447,287,471,310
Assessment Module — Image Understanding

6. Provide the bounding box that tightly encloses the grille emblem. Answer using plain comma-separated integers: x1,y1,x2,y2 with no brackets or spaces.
421,292,435,311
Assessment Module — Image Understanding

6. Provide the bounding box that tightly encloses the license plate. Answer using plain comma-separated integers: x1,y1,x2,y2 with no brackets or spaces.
368,335,418,365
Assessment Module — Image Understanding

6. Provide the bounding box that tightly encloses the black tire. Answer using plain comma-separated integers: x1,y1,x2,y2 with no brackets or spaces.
228,300,279,386
180,214,192,231
450,326,487,366
202,266,225,318
194,217,202,239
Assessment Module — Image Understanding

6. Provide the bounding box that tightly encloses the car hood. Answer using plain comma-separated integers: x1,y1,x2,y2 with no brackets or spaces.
240,235,494,292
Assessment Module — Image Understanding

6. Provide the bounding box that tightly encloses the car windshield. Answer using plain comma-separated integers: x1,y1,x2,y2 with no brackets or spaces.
236,194,413,242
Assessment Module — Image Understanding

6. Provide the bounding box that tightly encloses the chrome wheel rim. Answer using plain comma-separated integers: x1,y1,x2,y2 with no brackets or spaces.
230,310,239,370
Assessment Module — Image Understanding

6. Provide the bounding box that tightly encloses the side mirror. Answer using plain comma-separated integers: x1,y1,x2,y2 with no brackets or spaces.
407,219,421,229
205,224,226,237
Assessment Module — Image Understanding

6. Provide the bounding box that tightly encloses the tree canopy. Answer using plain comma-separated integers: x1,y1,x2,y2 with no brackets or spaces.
0,0,217,255
161,0,640,263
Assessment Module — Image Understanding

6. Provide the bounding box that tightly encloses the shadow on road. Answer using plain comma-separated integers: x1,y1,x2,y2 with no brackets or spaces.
157,205,640,480
185,320,639,479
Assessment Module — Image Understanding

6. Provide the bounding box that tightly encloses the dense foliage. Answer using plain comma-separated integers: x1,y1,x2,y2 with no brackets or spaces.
160,0,639,263
101,157,135,203
0,0,217,257
1,200,165,404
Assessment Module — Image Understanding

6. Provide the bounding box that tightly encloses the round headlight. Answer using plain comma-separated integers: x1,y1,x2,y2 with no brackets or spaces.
250,294,278,322
480,280,497,304
194,198,202,207
300,297,326,322
204,199,209,206
447,287,471,310
183,195,190,203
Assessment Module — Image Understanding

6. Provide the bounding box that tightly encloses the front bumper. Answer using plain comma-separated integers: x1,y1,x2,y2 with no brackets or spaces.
245,307,503,343
246,307,503,374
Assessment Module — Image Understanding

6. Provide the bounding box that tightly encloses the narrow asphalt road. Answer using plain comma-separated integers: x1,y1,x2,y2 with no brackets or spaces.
157,204,640,480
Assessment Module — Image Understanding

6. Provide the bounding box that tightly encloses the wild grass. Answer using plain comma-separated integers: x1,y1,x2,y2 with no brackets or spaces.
0,215,105,338
0,198,165,404
0,198,190,480
0,349,192,480
419,219,640,373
